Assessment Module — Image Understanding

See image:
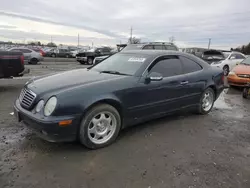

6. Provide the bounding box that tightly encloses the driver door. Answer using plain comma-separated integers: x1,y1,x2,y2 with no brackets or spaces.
127,55,189,120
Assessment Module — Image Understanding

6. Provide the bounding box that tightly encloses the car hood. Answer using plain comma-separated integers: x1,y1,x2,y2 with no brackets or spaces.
232,65,250,74
26,69,126,94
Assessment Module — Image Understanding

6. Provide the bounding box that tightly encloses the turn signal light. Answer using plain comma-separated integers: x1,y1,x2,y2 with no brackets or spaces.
59,120,72,126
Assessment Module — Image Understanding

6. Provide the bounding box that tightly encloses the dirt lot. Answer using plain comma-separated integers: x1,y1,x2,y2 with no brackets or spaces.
1,60,250,188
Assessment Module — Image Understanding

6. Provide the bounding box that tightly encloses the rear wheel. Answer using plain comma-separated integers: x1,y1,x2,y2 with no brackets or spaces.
51,54,56,58
29,58,38,65
223,65,229,76
79,104,121,149
196,88,215,115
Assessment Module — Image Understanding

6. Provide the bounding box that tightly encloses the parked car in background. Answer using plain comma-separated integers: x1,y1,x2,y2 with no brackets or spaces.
200,50,225,65
50,49,73,58
76,47,113,65
0,51,29,78
14,50,224,149
8,47,44,64
227,56,250,87
30,48,45,57
210,51,246,75
71,49,86,58
44,48,56,57
93,42,179,65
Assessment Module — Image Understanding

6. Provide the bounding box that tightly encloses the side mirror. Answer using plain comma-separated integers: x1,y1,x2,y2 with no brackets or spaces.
146,72,163,82
230,56,236,60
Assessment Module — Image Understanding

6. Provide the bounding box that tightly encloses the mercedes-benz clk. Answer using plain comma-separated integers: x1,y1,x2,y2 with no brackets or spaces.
14,50,224,149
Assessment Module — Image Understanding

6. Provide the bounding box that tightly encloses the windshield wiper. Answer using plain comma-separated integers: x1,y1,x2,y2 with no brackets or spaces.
100,70,131,76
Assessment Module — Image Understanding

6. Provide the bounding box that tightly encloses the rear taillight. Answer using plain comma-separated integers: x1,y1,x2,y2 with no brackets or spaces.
40,50,45,56
20,55,24,65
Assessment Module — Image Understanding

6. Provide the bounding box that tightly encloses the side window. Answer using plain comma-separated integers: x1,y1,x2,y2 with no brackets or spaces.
165,45,178,51
149,56,182,77
21,49,32,53
153,45,164,50
230,54,237,59
102,48,110,52
143,45,154,50
10,49,19,51
179,56,202,74
236,54,245,59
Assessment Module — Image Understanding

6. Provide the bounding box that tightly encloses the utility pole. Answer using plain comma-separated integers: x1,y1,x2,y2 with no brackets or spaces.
130,26,133,44
77,33,80,50
208,38,211,49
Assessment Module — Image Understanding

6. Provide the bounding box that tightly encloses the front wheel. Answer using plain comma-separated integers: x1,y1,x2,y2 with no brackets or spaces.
196,88,215,115
243,88,249,98
87,57,93,65
79,104,121,149
223,65,229,76
29,58,38,65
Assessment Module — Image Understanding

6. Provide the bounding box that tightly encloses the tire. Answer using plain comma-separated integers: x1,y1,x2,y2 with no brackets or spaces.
223,65,229,76
78,61,85,65
29,58,38,65
87,57,94,65
51,54,56,58
79,104,121,149
66,54,69,58
243,88,248,98
196,87,215,115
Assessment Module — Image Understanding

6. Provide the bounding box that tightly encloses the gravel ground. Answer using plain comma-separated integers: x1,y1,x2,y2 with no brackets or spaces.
1,60,250,188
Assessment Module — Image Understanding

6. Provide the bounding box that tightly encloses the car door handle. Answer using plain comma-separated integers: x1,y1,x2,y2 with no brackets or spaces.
180,81,189,85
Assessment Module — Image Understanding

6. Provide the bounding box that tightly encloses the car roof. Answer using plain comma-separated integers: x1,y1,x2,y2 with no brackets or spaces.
119,50,210,68
120,50,188,57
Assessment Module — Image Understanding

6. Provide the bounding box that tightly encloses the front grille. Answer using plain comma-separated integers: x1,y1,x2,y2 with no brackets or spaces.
19,88,36,109
237,74,250,78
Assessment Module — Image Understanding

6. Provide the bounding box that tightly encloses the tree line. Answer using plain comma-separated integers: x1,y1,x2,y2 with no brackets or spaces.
231,42,250,55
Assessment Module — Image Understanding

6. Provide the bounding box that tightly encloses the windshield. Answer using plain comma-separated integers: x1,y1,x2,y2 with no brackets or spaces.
88,48,96,52
90,53,148,75
240,57,250,65
223,52,231,58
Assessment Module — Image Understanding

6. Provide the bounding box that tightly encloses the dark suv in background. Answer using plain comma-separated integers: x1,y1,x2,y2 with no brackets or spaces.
76,47,112,65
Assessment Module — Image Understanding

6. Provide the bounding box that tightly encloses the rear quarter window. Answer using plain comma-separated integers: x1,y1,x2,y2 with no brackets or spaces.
179,56,202,74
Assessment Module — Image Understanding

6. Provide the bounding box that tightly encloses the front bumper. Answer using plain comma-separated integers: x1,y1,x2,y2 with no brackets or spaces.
14,99,81,142
227,75,250,87
76,56,87,62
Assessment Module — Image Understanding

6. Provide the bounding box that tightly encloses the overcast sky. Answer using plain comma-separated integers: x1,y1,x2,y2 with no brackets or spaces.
1,0,250,49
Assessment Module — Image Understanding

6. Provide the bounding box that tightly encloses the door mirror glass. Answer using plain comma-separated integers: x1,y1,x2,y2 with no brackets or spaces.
147,72,163,81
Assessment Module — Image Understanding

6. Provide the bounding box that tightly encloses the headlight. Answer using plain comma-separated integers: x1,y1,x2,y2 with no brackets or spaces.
228,71,236,76
213,60,223,65
35,100,44,113
44,97,57,116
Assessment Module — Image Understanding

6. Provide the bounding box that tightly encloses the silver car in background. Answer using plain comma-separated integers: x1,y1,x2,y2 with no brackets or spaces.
8,47,44,64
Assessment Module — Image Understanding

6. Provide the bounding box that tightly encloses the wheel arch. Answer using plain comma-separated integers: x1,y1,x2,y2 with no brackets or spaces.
81,97,124,123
